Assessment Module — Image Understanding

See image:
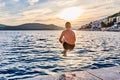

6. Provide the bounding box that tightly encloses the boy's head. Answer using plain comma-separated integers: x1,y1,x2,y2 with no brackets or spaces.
65,22,71,29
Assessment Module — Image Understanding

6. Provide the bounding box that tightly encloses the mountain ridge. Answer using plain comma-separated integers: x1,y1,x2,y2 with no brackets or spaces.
0,23,63,30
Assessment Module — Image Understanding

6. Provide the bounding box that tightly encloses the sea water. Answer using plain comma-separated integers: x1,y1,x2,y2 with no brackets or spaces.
0,31,120,80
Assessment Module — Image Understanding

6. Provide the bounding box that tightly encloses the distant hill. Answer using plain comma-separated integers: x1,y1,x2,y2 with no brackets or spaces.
0,24,6,29
108,11,120,18
0,23,63,30
0,24,6,27
78,11,120,31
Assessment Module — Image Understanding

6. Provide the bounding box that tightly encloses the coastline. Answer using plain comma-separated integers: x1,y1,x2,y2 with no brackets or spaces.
78,29,120,32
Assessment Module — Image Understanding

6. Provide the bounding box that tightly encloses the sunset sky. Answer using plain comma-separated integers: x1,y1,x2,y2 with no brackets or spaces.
0,0,120,28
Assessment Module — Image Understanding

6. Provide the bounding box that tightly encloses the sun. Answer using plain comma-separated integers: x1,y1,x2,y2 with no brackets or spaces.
58,7,84,21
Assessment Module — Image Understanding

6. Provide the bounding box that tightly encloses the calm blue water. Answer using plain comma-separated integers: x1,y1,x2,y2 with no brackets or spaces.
0,31,120,80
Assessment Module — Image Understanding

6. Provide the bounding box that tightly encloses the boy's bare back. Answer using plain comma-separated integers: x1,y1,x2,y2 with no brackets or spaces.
62,29,76,45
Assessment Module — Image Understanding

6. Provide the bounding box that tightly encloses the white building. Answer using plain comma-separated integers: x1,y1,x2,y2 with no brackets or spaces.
116,16,120,23
102,18,108,23
91,20,102,30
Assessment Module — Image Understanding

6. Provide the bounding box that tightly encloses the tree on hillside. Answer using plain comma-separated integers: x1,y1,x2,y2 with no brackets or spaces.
101,22,107,27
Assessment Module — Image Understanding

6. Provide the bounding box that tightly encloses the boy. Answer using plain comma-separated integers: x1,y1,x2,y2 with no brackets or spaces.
59,22,76,56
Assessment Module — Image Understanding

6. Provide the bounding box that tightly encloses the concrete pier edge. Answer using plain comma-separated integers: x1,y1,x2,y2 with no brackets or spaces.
24,66,120,80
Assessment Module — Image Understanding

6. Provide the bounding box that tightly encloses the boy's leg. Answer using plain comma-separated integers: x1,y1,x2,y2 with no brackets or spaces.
62,49,67,56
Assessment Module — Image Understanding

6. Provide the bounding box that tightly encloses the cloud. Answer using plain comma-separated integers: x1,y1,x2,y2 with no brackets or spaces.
16,8,56,25
12,0,19,2
27,0,39,5
0,0,84,26
0,11,13,25
20,0,81,21
0,2,5,8
0,0,120,27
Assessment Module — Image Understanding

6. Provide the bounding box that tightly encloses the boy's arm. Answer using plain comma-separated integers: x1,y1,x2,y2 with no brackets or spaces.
59,31,64,43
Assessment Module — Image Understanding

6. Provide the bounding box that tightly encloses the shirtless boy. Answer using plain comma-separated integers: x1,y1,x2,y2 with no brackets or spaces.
59,22,76,56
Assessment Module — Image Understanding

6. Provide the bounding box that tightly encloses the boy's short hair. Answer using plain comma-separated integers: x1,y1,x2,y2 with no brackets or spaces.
65,22,71,28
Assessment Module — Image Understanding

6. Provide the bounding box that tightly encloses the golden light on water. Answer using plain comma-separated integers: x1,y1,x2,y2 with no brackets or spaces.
58,7,84,21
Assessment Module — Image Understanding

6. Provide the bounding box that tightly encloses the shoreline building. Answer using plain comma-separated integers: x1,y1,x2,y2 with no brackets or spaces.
116,15,120,23
91,20,102,30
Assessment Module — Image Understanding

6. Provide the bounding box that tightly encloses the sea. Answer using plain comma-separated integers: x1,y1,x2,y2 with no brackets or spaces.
0,30,120,80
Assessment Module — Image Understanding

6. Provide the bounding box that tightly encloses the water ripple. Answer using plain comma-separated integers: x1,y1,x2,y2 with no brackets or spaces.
0,31,120,79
